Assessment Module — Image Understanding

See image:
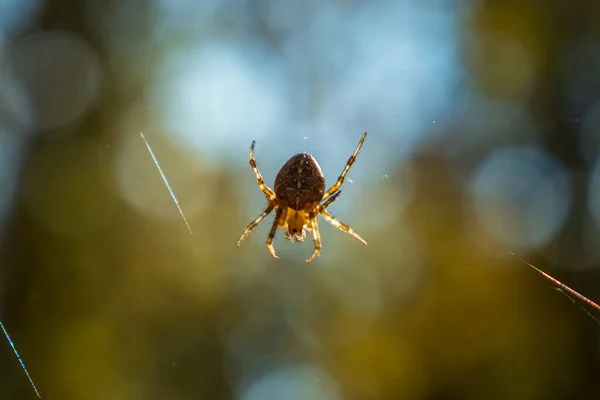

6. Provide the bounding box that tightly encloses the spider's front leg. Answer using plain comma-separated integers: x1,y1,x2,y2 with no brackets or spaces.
249,141,276,200
322,132,367,201
321,190,341,210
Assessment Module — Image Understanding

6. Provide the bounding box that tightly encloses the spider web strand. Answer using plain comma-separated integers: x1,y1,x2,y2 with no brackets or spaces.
508,251,600,316
553,288,600,327
1,320,41,398
139,132,193,234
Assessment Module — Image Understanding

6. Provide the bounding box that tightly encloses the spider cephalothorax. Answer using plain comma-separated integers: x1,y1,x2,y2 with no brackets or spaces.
236,132,367,262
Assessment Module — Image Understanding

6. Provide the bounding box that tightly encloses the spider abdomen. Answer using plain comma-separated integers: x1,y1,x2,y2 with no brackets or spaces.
274,153,326,210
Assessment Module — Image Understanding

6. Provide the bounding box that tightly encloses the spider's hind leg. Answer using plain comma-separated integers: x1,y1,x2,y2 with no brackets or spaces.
237,203,275,247
319,208,367,245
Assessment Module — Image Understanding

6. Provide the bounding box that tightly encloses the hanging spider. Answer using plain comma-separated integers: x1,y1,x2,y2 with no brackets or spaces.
236,132,368,262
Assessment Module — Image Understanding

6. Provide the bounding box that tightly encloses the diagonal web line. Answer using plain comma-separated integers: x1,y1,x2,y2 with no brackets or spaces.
508,251,600,326
1,320,41,398
139,132,193,234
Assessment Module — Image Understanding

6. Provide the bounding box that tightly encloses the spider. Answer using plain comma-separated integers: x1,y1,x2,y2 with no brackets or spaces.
236,132,368,262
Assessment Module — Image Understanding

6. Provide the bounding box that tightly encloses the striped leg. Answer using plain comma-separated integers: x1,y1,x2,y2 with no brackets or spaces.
319,208,367,245
306,217,322,263
249,141,275,199
322,132,367,201
237,203,275,247
320,190,341,210
266,207,284,259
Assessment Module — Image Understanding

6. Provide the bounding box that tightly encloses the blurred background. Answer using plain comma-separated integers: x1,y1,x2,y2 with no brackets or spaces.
1,0,600,399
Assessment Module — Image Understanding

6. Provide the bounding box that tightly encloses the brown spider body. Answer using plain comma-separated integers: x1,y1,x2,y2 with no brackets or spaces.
274,153,326,210
237,132,368,262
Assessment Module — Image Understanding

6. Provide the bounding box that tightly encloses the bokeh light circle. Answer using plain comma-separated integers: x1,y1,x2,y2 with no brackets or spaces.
469,146,571,250
241,364,340,400
11,30,101,131
150,43,288,165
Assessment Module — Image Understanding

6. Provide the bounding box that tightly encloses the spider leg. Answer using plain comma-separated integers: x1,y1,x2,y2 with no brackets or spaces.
306,217,322,263
249,141,276,199
322,132,367,201
321,190,342,210
266,207,284,259
319,208,367,245
236,203,275,247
